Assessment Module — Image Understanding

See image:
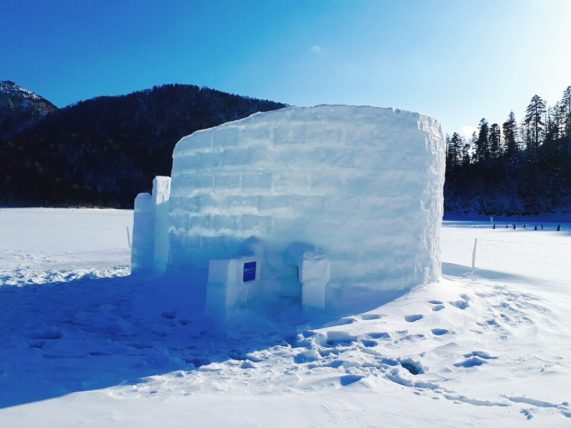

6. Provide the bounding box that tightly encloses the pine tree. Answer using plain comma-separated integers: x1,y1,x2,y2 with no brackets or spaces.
559,86,571,137
545,104,561,143
489,123,501,159
461,141,472,167
548,102,564,140
524,95,546,151
474,118,489,163
502,111,519,159
446,132,463,170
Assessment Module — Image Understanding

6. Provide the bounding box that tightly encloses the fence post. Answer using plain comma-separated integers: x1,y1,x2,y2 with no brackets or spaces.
126,226,132,249
471,238,478,270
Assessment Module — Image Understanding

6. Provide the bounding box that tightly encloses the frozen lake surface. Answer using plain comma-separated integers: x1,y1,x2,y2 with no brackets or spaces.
0,208,570,427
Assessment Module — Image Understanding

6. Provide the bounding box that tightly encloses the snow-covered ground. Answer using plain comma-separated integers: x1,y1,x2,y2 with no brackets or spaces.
0,208,570,427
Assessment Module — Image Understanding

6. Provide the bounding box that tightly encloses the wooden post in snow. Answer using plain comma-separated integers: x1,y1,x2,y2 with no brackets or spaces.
471,238,478,271
126,226,132,249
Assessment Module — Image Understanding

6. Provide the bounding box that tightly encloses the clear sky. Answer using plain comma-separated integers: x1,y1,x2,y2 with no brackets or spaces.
2,0,570,135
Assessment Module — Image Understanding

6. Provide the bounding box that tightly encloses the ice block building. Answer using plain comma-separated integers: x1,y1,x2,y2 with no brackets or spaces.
131,105,445,319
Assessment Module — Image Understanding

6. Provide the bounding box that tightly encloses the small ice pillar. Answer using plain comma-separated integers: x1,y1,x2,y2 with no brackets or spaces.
152,176,171,274
131,192,154,274
206,257,259,321
130,176,171,276
300,252,330,311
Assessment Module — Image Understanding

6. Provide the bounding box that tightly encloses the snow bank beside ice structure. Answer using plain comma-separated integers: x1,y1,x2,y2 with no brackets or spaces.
132,105,445,319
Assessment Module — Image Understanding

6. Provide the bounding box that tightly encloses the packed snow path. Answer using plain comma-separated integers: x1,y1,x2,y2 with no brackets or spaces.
0,209,570,427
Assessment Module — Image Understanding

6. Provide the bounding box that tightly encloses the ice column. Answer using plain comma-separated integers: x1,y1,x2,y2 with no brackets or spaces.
131,192,154,274
130,176,171,275
152,176,171,274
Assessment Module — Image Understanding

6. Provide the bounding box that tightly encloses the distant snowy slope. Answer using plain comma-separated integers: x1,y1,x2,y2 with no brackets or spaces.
0,80,56,138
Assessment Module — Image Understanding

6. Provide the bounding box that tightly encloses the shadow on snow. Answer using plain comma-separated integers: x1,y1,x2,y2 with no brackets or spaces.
442,262,532,283
0,273,406,409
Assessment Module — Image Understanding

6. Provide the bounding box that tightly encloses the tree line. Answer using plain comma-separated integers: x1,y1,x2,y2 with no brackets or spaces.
445,86,571,215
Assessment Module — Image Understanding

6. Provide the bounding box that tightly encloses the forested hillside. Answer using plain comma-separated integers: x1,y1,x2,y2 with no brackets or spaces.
3,80,570,215
445,86,571,215
0,84,286,207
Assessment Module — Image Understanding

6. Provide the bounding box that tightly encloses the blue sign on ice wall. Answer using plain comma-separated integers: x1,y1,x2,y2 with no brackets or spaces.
243,261,256,282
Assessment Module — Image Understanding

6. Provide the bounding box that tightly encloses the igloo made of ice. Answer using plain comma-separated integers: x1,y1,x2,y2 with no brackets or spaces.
152,105,445,313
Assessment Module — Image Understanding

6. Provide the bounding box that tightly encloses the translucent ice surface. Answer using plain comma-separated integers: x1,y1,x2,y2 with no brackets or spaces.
167,105,445,307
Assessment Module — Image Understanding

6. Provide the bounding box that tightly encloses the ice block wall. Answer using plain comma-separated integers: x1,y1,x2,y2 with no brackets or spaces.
168,105,445,296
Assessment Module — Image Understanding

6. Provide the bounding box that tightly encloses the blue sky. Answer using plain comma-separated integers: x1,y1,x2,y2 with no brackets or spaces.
2,0,570,135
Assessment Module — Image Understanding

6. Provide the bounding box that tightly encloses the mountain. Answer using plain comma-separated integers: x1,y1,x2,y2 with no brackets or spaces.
0,84,286,207
0,80,57,138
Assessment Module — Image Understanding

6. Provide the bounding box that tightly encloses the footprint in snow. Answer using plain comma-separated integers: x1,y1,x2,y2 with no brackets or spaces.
399,359,424,375
432,304,445,312
398,332,425,342
339,374,363,386
428,300,443,305
294,350,320,364
368,332,390,340
405,314,423,322
431,328,449,336
450,299,470,310
240,361,256,369
325,331,356,346
520,409,534,420
463,350,497,360
360,313,383,320
29,329,62,340
321,360,344,369
454,357,485,368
